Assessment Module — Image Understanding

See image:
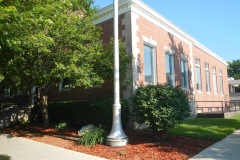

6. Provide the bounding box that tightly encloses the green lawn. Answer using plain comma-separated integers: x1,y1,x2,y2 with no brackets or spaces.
167,115,240,141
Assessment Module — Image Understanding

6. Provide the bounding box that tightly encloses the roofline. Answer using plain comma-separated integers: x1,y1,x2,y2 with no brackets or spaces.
94,0,227,65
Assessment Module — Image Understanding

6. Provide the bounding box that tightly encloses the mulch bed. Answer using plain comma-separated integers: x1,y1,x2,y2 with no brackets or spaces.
1,125,215,160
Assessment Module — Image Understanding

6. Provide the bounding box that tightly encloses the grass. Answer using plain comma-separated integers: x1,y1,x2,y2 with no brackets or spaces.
167,115,240,141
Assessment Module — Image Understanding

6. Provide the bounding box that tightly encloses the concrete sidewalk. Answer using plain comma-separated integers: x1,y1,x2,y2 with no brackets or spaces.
189,129,240,160
0,134,107,160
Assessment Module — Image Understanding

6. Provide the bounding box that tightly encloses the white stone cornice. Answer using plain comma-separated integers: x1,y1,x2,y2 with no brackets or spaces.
95,0,227,66
193,42,227,65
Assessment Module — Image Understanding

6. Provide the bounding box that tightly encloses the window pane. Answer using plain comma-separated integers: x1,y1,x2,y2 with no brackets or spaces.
195,59,201,91
165,54,174,85
213,67,218,94
144,45,154,84
181,60,188,89
205,63,210,92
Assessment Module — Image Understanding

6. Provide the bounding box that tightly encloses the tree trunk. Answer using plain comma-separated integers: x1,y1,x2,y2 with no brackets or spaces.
39,87,49,126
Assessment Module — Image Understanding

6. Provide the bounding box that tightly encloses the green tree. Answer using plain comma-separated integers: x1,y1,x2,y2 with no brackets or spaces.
228,59,240,79
0,0,130,126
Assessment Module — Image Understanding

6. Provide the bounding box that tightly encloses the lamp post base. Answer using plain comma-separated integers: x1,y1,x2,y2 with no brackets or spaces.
106,137,128,147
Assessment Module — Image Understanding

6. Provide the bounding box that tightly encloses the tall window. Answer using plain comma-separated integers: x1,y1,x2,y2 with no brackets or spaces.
165,53,175,86
205,62,210,92
195,58,202,91
212,67,218,94
59,78,70,90
144,45,156,84
219,69,224,95
181,59,188,89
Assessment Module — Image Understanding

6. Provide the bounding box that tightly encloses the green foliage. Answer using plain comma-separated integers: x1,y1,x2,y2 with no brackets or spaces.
168,115,240,141
0,102,14,110
48,99,129,129
228,59,240,79
0,154,11,160
96,38,132,88
55,122,67,131
0,0,131,126
78,125,106,146
133,84,190,134
0,74,3,82
0,0,103,90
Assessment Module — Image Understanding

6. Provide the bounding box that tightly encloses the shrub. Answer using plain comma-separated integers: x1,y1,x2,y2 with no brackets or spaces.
0,154,11,160
55,122,68,131
133,84,190,134
78,125,106,146
0,103,14,110
48,99,129,130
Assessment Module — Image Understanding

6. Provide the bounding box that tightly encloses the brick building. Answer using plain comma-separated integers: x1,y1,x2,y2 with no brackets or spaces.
94,0,229,115
1,0,229,116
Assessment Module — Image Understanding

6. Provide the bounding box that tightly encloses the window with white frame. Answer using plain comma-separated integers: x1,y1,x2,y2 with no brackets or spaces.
219,69,224,95
212,67,218,94
181,59,188,89
165,52,175,86
195,58,202,91
144,44,156,84
205,62,211,93
59,78,71,90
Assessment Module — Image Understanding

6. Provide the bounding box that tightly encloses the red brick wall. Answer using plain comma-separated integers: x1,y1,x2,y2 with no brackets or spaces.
192,46,229,102
136,16,191,86
135,14,229,104
98,14,125,43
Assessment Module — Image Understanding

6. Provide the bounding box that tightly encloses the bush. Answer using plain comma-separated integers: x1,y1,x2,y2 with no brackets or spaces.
0,102,14,110
0,154,11,160
133,84,190,134
78,125,106,146
48,99,129,130
55,122,68,131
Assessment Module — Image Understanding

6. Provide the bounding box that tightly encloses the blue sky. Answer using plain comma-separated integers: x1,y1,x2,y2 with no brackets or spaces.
93,0,240,62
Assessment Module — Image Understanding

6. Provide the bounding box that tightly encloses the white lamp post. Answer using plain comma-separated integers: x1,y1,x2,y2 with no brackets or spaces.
106,0,128,147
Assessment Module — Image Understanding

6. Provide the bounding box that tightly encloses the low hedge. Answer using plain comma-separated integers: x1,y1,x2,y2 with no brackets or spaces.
0,102,14,111
48,99,129,129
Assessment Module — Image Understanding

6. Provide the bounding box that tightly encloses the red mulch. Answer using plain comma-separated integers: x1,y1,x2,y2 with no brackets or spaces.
1,125,214,160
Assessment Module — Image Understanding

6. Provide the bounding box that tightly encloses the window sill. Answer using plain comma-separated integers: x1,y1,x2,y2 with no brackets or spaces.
59,88,71,92
197,90,202,93
87,85,102,89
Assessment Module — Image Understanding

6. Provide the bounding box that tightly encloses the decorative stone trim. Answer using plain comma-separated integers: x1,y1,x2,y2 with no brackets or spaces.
164,46,175,55
143,36,158,47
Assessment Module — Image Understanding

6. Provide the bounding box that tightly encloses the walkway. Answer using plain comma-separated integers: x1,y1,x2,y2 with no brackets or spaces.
0,134,107,160
190,129,240,160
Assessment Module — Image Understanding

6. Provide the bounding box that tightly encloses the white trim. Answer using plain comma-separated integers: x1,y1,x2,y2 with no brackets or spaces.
180,53,187,61
164,46,175,55
130,11,140,89
95,0,227,65
143,36,158,47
